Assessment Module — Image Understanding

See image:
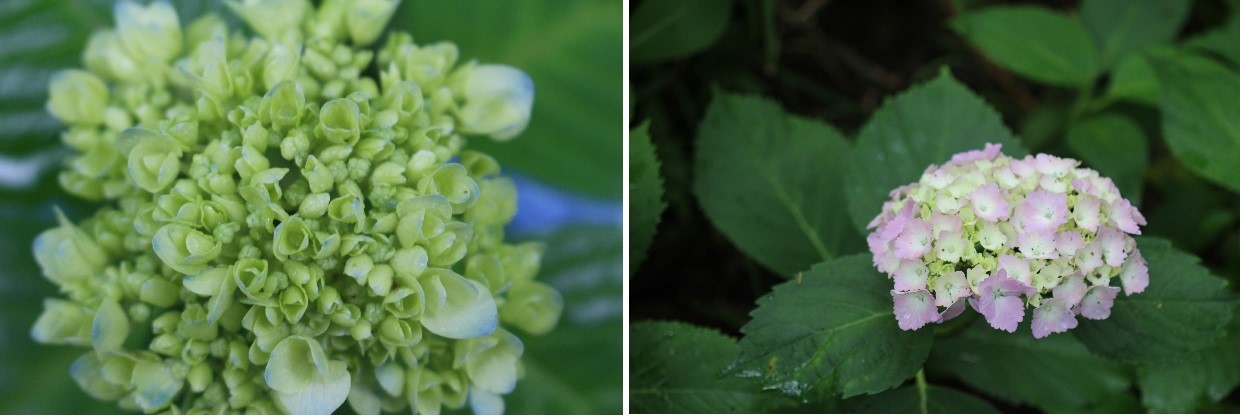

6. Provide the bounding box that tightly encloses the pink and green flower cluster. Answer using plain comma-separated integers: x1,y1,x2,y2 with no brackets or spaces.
867,144,1148,338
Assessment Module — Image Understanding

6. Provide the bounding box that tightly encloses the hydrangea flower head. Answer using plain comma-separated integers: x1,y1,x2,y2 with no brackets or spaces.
867,144,1147,338
30,0,562,414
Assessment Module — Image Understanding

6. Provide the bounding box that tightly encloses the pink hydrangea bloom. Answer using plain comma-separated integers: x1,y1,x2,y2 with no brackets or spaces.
868,145,1148,338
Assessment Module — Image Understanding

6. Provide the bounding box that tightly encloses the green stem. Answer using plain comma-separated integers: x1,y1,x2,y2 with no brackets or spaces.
916,368,928,414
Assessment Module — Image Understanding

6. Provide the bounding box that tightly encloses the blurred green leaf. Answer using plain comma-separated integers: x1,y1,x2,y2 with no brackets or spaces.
845,70,1025,234
694,92,862,277
1145,175,1236,253
1075,237,1235,364
853,386,999,413
1106,54,1160,106
930,321,1130,411
1184,16,1240,66
727,254,933,401
629,122,665,273
951,6,1097,87
1135,307,1240,413
506,225,622,414
631,321,791,413
1080,0,1190,69
395,1,622,199
1076,391,1146,413
1149,51,1240,195
631,0,731,64
1066,112,1148,204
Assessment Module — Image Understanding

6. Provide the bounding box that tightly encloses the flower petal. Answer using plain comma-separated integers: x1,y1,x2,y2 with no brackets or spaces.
1078,286,1121,320
1031,298,1078,339
891,290,940,331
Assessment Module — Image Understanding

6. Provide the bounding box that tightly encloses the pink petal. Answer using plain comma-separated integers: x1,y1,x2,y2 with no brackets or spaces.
1119,250,1149,296
986,295,1026,332
1056,231,1084,257
1096,227,1129,267
1078,286,1121,320
1018,189,1069,233
1010,157,1036,179
1074,242,1104,276
1031,298,1079,339
969,183,1010,222
997,255,1032,286
873,251,900,275
948,143,1003,165
1109,199,1145,235
892,290,940,331
1017,230,1059,259
1052,274,1088,308
937,298,967,323
931,212,963,239
1073,195,1102,233
933,271,970,307
893,260,929,292
1033,153,1077,178
892,219,932,260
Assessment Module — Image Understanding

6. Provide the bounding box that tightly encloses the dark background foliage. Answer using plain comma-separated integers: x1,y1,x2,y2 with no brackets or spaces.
632,0,1240,413
0,0,621,413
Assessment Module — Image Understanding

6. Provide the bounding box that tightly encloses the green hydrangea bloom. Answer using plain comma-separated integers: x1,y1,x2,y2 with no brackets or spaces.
31,0,563,414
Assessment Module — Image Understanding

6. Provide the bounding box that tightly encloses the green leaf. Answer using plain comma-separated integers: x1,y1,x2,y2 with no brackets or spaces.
631,321,791,413
1080,0,1190,69
1105,54,1160,106
726,254,933,400
631,0,731,64
1148,51,1240,194
505,225,622,414
1065,112,1148,204
951,6,1097,87
1135,307,1240,413
1184,16,1240,67
845,70,1025,234
694,92,862,276
395,1,622,198
628,122,665,273
853,386,999,413
1074,237,1236,364
930,321,1129,411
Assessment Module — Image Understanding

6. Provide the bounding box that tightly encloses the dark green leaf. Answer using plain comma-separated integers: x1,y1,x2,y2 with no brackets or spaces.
1065,112,1148,204
631,321,791,413
1075,237,1235,364
930,321,1130,411
631,0,731,64
845,70,1025,234
1184,16,1240,67
628,122,665,273
506,225,622,414
1149,51,1240,194
694,92,862,276
951,6,1097,87
1105,54,1160,106
1135,307,1240,413
1080,0,1190,69
854,385,999,413
395,1,623,198
727,254,933,400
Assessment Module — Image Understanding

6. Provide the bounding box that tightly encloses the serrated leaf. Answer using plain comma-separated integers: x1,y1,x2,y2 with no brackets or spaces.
628,122,665,273
631,0,731,64
694,92,862,276
930,321,1129,411
1066,112,1148,204
1148,51,1240,195
631,321,791,413
853,386,999,413
727,254,933,400
951,6,1097,87
1106,54,1160,106
845,70,1025,234
505,225,622,414
1075,237,1235,364
1080,0,1190,69
395,1,622,198
1135,307,1240,413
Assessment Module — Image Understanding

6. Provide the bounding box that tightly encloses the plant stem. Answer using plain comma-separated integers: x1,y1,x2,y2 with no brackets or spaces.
916,368,928,414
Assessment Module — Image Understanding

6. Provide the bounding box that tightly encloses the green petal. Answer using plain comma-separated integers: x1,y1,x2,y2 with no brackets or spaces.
274,353,352,414
419,269,498,339
265,335,319,394
499,281,563,335
91,297,129,353
463,329,523,394
131,360,184,412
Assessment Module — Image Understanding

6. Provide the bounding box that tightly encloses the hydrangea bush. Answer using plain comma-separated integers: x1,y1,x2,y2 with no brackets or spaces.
866,144,1148,338
30,0,563,414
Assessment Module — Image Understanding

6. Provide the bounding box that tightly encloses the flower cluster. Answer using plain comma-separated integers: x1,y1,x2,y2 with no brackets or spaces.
31,0,560,414
866,144,1148,338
